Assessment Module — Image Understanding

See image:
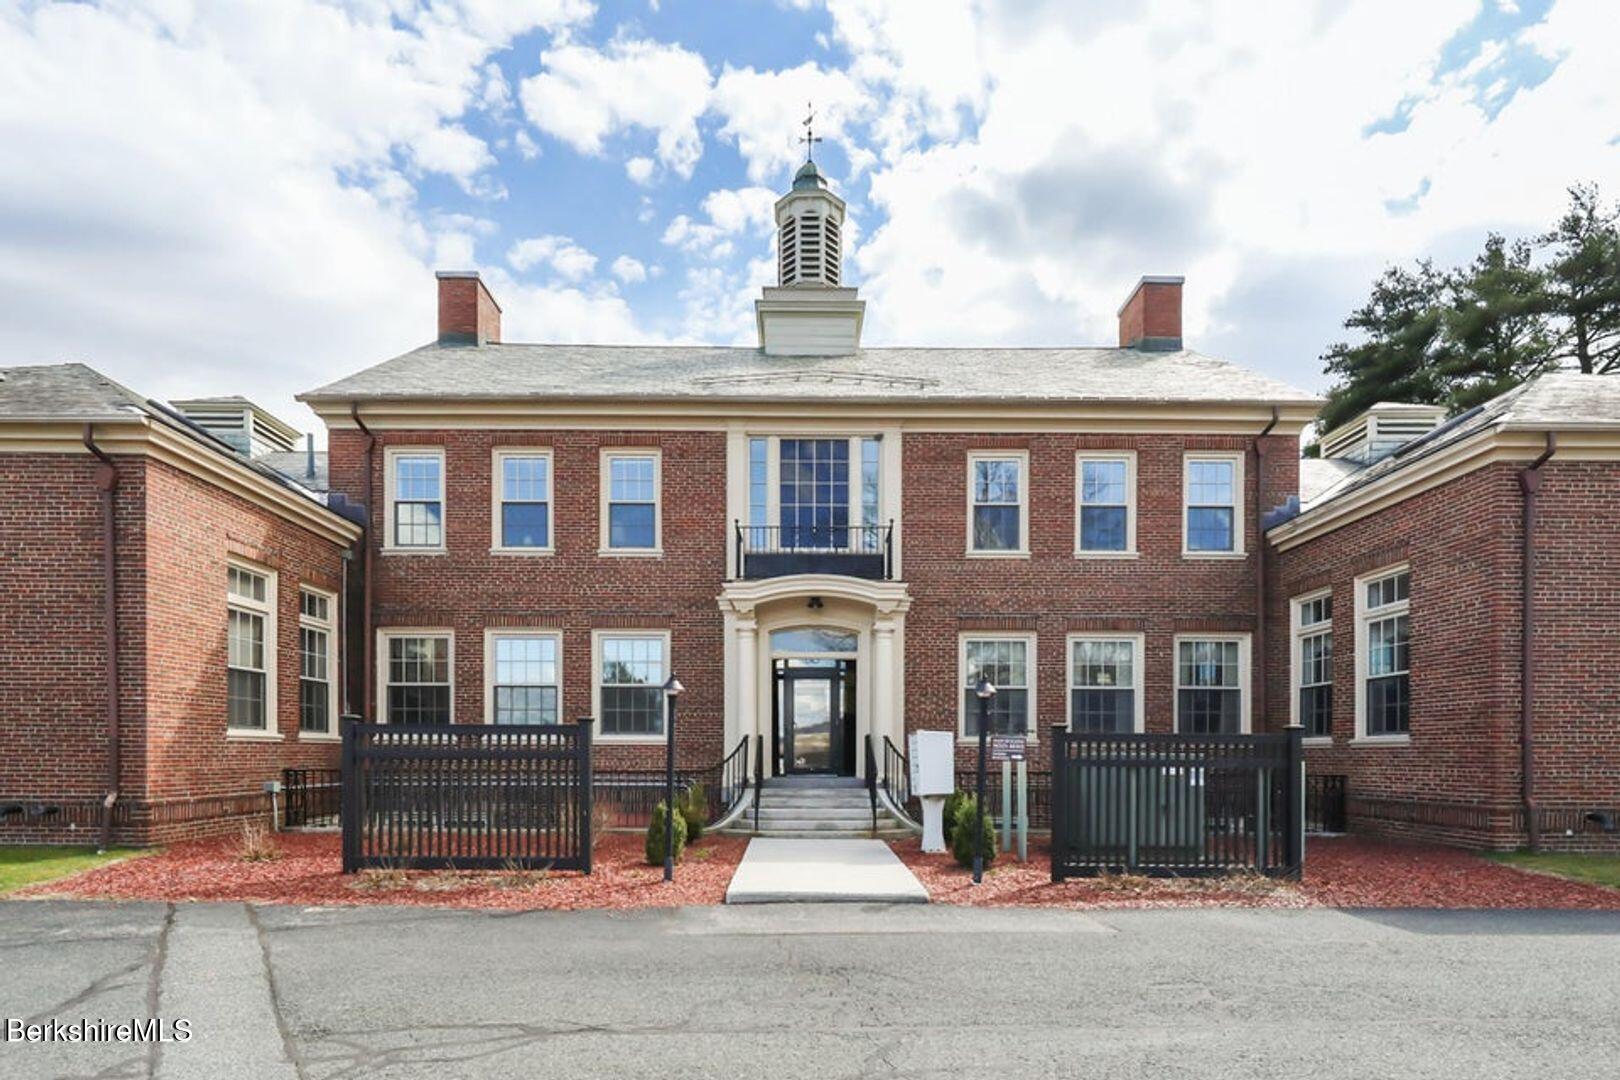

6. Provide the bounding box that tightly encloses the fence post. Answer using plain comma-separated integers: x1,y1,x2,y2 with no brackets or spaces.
340,717,360,874
577,717,594,876
1049,725,1065,883
1285,725,1305,877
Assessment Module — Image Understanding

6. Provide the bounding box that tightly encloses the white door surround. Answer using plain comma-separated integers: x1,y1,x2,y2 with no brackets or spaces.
718,575,910,780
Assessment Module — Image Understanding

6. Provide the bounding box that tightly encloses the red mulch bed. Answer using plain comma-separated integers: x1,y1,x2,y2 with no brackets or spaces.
891,836,1620,910
17,832,747,912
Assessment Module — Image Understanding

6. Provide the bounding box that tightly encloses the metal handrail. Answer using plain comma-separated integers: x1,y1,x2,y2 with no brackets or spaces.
882,736,911,810
753,736,765,832
864,734,879,833
717,735,750,815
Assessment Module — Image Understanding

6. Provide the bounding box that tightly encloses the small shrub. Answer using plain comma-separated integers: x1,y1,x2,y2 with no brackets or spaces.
645,800,688,867
941,790,968,845
237,822,283,863
590,803,615,851
675,783,709,842
949,796,997,870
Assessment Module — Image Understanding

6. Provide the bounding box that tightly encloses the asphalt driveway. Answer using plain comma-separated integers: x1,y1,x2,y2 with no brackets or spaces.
3,900,1618,1079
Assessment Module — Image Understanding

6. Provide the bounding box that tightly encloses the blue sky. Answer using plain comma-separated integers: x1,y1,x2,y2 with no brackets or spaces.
0,0,1616,435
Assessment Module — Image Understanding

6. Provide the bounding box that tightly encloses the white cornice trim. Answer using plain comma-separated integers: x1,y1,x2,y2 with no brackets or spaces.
1270,425,1620,550
717,574,912,617
0,418,361,546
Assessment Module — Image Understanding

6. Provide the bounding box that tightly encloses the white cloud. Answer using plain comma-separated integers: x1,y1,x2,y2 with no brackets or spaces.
507,234,599,280
625,155,656,185
512,129,541,160
661,186,777,261
611,255,649,283
710,62,865,181
519,37,712,177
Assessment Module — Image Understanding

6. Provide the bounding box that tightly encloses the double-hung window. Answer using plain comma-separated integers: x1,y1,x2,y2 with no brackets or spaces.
298,588,337,736
382,632,452,724
388,448,445,550
1068,636,1142,732
227,563,275,733
1292,592,1333,739
602,450,660,552
968,451,1028,554
1175,636,1248,734
487,632,560,724
494,450,552,551
1183,453,1243,555
596,633,668,738
1076,454,1135,554
961,635,1033,737
1357,567,1410,739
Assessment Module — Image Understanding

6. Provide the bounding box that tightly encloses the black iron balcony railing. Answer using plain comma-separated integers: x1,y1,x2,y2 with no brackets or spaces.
735,521,894,580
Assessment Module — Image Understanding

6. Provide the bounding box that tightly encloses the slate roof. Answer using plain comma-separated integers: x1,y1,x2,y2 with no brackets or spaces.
1298,372,1617,513
300,342,1322,406
255,451,329,493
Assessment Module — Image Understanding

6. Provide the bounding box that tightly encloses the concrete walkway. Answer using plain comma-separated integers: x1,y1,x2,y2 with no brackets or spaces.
724,837,929,903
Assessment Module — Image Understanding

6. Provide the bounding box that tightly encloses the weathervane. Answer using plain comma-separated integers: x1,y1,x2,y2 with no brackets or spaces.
799,101,822,163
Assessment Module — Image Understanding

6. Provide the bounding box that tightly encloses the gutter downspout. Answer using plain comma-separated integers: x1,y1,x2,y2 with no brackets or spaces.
1519,432,1557,853
82,426,121,853
1253,407,1280,729
350,403,376,722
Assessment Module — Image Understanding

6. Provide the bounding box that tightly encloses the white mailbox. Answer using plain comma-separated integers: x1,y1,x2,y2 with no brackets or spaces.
909,731,956,853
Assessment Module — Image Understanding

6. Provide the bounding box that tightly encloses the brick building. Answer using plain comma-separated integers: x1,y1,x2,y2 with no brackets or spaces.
0,365,361,844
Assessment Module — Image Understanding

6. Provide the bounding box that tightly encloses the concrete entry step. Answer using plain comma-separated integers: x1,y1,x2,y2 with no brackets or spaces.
725,838,929,904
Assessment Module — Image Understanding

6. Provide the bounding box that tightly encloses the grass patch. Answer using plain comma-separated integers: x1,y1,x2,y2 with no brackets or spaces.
1487,851,1620,890
0,846,143,895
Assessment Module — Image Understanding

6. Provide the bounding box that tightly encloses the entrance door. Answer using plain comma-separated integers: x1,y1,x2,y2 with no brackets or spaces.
784,669,837,773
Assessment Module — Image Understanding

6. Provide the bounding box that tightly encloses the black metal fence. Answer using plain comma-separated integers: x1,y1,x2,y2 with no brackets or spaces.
735,522,894,580
955,767,1053,831
1050,727,1304,879
592,737,750,830
1307,773,1348,833
340,719,593,872
283,767,341,828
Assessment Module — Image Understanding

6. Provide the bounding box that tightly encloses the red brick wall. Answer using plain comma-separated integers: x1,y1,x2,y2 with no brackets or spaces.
900,433,1296,767
1268,459,1620,851
330,428,728,771
1117,281,1182,347
0,450,350,845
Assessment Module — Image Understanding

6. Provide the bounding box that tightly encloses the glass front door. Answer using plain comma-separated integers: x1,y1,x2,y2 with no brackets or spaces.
786,674,834,772
774,657,856,775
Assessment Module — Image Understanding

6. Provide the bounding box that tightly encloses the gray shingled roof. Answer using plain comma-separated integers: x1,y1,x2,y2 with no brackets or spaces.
256,451,329,493
300,342,1321,406
1298,372,1618,513
0,363,150,420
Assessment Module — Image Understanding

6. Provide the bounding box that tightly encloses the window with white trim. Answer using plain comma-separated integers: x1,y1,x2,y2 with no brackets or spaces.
1358,568,1410,738
1292,593,1333,738
603,451,659,551
227,564,275,731
598,634,667,736
384,633,452,724
1068,637,1140,732
961,636,1032,736
968,452,1027,554
489,633,560,724
1184,453,1241,554
1077,454,1134,554
494,450,551,550
388,449,444,549
1175,637,1246,734
298,588,336,735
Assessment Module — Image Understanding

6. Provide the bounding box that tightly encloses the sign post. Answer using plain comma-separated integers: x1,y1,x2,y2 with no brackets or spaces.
989,735,1028,862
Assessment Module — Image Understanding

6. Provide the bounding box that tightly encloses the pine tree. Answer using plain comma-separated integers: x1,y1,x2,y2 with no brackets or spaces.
1436,234,1556,409
1316,262,1448,434
1539,183,1620,375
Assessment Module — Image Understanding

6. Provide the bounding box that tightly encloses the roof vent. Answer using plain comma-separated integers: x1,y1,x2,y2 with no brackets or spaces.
1318,402,1450,464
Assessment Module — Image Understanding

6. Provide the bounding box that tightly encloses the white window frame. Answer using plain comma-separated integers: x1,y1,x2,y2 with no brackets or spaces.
375,628,455,725
599,449,662,555
1181,451,1245,558
957,632,1039,742
965,450,1030,557
297,585,339,741
1065,633,1145,733
490,447,555,555
591,629,671,743
1354,564,1411,745
483,629,564,725
383,446,447,554
1075,451,1137,558
1290,589,1333,745
226,559,280,739
1172,633,1252,734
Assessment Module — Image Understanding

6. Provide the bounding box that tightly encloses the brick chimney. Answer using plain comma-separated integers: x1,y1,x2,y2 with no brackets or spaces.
1116,275,1184,351
436,270,501,345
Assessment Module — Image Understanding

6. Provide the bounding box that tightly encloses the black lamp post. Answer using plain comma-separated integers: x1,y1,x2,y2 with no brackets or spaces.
973,677,997,884
662,674,684,883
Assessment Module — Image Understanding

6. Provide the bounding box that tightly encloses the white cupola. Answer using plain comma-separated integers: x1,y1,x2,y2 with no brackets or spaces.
756,158,864,356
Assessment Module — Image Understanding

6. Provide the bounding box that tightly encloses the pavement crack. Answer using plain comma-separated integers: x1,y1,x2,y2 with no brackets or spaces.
144,903,174,1080
248,903,309,1080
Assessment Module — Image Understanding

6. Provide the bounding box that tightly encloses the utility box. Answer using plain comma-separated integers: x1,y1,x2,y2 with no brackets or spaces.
909,731,956,853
